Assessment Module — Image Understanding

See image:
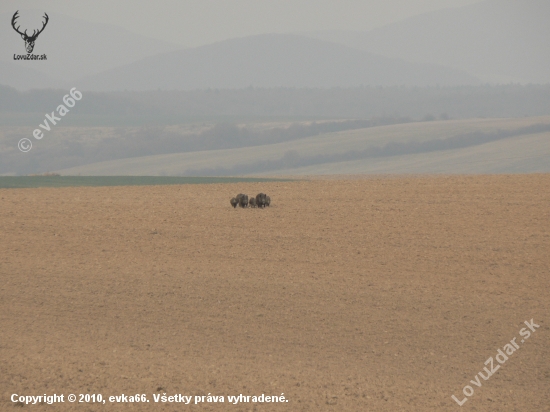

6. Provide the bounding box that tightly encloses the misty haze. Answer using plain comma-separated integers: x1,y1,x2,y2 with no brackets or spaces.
1,0,548,411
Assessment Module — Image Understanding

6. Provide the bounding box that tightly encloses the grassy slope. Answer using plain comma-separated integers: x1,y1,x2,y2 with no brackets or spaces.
260,131,550,175
0,176,285,189
54,116,550,176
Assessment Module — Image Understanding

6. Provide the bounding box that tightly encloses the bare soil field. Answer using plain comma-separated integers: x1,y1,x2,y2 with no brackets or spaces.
1,175,549,411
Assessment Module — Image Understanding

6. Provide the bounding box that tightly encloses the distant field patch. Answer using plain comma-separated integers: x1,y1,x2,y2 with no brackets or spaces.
0,176,287,189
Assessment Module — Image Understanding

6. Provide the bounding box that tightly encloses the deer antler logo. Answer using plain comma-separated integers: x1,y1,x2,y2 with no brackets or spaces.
11,11,49,54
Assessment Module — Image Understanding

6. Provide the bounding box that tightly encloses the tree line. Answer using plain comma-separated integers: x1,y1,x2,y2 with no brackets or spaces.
0,116,411,176
184,123,550,176
2,84,550,122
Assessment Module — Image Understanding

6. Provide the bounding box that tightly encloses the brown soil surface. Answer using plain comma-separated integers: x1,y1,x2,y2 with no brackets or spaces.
1,175,549,411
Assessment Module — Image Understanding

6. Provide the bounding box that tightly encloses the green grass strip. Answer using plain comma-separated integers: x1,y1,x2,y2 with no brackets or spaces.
0,176,289,189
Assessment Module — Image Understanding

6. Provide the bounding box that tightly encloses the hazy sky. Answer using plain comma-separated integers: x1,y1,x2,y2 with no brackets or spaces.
2,0,484,47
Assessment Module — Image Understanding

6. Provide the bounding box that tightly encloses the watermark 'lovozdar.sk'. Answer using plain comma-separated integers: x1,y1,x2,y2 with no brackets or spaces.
451,319,541,406
14,53,47,60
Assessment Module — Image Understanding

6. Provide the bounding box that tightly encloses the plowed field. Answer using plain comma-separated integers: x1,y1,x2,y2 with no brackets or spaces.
1,175,549,411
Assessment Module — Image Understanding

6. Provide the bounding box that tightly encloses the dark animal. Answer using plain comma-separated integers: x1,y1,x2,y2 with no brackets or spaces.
249,197,257,208
236,193,248,208
12,11,49,54
266,195,271,207
230,197,238,208
256,193,267,208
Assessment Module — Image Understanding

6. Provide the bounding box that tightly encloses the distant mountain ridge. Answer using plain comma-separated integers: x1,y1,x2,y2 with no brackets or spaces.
0,10,182,89
77,34,479,91
0,61,62,90
304,0,550,84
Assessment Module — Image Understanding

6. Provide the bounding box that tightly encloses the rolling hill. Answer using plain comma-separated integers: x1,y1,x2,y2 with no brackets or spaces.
262,132,550,175
305,0,550,84
0,10,182,89
54,116,550,176
0,60,62,90
76,34,480,91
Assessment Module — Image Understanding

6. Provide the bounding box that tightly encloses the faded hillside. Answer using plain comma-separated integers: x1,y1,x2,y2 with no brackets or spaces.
0,10,181,88
3,84,550,124
306,0,550,84
76,34,479,91
0,61,61,91
0,118,409,176
3,84,550,176
51,117,550,176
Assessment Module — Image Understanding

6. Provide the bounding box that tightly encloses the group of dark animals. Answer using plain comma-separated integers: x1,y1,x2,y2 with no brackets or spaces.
230,193,271,208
